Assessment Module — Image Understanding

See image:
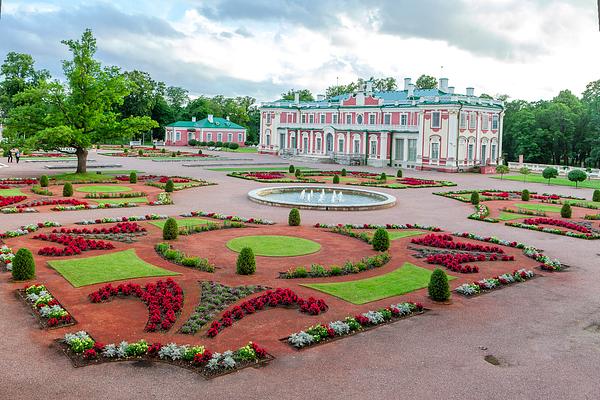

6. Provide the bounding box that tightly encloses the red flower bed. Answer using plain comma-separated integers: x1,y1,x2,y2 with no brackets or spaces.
34,233,114,256
158,176,189,183
0,178,38,185
481,191,509,198
0,185,10,189
115,175,159,181
530,194,560,201
244,172,286,180
411,234,505,254
52,222,145,235
88,279,183,332
398,177,436,186
17,198,88,209
522,218,591,233
0,196,27,207
207,288,328,337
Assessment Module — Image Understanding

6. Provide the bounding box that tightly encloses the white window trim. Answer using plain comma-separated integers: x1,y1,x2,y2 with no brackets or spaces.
383,113,391,125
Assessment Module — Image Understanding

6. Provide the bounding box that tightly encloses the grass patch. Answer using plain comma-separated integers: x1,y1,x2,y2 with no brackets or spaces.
0,188,26,196
218,147,258,153
514,203,562,212
497,212,526,221
491,174,600,189
562,199,600,207
208,166,315,172
75,185,132,193
47,249,178,287
387,230,427,240
98,169,145,175
50,172,116,182
95,197,148,205
226,235,321,257
303,263,452,304
150,218,212,229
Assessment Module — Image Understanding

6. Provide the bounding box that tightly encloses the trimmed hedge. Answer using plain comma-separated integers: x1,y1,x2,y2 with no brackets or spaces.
63,182,73,197
521,189,530,201
129,171,137,183
165,179,175,193
40,175,49,187
333,175,340,184
470,191,480,205
288,208,301,226
428,268,450,301
561,203,572,218
162,218,179,240
372,228,390,251
236,247,256,275
12,248,35,281
593,189,600,202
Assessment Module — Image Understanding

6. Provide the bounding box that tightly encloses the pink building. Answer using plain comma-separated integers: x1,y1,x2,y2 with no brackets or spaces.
164,115,246,146
259,78,504,172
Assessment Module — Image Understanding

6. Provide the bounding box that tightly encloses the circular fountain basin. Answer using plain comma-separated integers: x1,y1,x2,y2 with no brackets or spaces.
247,186,396,211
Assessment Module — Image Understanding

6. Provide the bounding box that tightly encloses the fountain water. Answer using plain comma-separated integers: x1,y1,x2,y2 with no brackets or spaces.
300,189,306,200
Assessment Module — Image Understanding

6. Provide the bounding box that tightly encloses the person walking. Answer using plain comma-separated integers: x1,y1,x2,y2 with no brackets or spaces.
6,148,13,163
14,148,20,164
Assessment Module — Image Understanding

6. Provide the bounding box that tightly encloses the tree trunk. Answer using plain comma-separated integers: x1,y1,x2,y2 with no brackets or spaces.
76,148,88,174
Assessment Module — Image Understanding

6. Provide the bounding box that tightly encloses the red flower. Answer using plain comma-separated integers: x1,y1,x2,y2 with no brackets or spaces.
83,349,97,359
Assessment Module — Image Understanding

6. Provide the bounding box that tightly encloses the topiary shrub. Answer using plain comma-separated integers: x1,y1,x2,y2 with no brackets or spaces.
162,218,179,240
567,169,587,188
333,175,340,184
470,191,479,205
294,169,302,178
198,149,203,155
288,208,301,226
229,143,239,150
171,152,176,157
129,171,137,183
63,182,73,197
428,268,450,302
165,179,175,193
236,247,256,275
138,149,144,156
397,169,403,178
372,228,390,251
341,168,347,177
289,165,295,173
161,148,166,153
12,248,35,281
521,189,530,201
593,189,600,203
379,172,387,182
40,175,49,187
561,203,572,218
188,139,198,147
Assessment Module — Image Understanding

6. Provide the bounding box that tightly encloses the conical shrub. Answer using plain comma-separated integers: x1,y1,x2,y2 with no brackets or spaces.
428,268,450,301
372,228,390,251
162,218,179,240
288,208,301,226
236,247,256,275
12,248,35,281
63,182,73,197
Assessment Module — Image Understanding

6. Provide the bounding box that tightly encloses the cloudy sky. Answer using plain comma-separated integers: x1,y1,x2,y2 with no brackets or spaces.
1,0,598,102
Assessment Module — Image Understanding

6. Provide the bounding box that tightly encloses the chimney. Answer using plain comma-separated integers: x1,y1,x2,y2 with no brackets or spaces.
404,78,412,90
192,116,196,122
466,87,475,96
439,78,449,93
408,83,415,97
294,92,300,104
447,86,455,94
207,114,214,123
317,94,325,101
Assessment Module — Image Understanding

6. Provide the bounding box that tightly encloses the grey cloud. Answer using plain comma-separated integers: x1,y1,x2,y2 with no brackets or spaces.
234,27,253,38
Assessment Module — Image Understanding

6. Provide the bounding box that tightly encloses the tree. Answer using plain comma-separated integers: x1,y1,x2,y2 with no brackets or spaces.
415,74,437,89
519,167,531,182
521,189,530,201
288,165,295,173
542,167,558,184
129,171,137,183
63,182,73,197
165,179,175,193
567,169,587,188
470,191,480,205
333,174,340,184
593,189,600,202
396,169,403,178
281,89,314,101
5,30,157,173
39,175,49,187
325,77,397,98
372,228,390,251
428,268,450,302
288,208,301,226
495,164,509,179
561,203,572,218
12,248,36,281
162,218,178,240
236,247,256,275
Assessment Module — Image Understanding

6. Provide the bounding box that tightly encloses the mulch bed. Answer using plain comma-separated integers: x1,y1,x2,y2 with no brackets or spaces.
15,289,77,330
53,339,275,379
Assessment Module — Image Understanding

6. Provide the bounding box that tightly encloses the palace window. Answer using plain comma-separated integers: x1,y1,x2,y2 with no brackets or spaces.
468,143,474,160
400,114,408,126
431,112,441,128
238,133,243,142
301,114,307,123
266,113,272,124
431,142,440,160
492,114,499,130
491,143,497,161
316,137,322,152
207,133,212,141
469,112,477,129
346,114,352,124
407,139,417,162
217,133,223,142
383,113,391,125
309,114,314,124
354,139,360,153
338,138,344,152
370,140,377,157
175,131,181,141
369,114,376,124
320,114,325,124
482,114,489,130
460,112,467,128
332,114,338,124
357,114,363,124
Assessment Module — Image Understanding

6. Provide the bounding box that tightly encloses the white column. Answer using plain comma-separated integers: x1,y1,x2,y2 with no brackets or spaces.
498,111,504,164
380,132,388,160
404,137,409,162
446,109,458,168
416,111,424,164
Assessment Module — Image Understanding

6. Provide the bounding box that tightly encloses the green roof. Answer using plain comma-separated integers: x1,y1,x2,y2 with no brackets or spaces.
166,117,245,130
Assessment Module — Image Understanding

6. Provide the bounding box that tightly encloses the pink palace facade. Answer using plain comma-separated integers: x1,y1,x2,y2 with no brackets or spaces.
258,78,504,172
164,115,246,146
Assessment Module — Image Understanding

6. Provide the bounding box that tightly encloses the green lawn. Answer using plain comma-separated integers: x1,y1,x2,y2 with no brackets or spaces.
51,172,116,182
217,147,258,153
22,156,77,161
95,197,148,205
562,199,600,207
209,166,315,172
0,188,26,196
226,235,321,257
98,169,145,175
498,212,527,221
491,174,600,189
47,249,178,287
303,263,453,304
150,218,212,229
515,203,562,212
75,185,132,193
387,230,427,240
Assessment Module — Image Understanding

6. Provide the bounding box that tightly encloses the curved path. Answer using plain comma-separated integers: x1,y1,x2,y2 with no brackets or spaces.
1,148,599,399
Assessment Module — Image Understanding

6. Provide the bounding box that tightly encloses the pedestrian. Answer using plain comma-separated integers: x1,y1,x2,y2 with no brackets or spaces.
6,148,13,163
15,148,20,164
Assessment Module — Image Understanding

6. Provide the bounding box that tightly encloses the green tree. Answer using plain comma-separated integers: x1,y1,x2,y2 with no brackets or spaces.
542,167,558,184
495,164,509,179
428,268,450,302
592,189,600,202
372,228,390,251
561,203,572,218
11,248,36,281
6,30,157,173
288,208,301,226
519,167,531,182
567,169,587,188
162,218,179,240
415,74,437,89
236,247,256,275
165,179,175,192
39,175,49,187
129,171,137,183
470,191,480,205
63,182,73,197
521,189,530,201
281,89,314,101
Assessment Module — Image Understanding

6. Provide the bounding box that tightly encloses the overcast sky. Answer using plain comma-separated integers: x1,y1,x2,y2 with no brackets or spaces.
1,0,599,102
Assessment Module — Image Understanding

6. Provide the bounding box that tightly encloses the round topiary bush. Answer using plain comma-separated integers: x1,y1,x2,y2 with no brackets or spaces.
165,179,175,193
12,248,35,281
341,168,347,177
379,172,387,182
40,175,49,188
521,189,530,201
288,208,301,226
138,149,144,156
129,171,137,183
289,165,295,173
198,149,203,155
372,228,390,251
294,169,302,178
428,268,450,302
162,218,179,240
161,148,166,153
470,191,480,205
236,247,256,275
229,143,239,150
333,174,340,184
561,203,572,218
593,189,600,202
63,182,73,197
397,169,403,178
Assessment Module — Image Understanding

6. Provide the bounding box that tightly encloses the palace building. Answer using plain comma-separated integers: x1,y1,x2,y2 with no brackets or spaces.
164,115,246,146
258,78,504,172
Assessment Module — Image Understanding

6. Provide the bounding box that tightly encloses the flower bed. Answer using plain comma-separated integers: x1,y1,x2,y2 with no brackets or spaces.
499,207,546,217
207,288,328,338
58,331,272,379
0,221,61,239
155,243,215,272
17,284,75,329
286,302,423,350
411,234,505,254
184,210,275,225
0,245,14,271
147,192,172,206
146,176,214,191
280,252,391,279
584,214,600,220
76,214,167,225
227,171,317,184
0,195,28,208
180,281,269,334
53,202,139,211
34,233,115,256
521,218,592,233
31,186,53,196
88,279,183,332
0,178,38,185
18,198,88,209
178,220,244,236
50,222,146,243
468,204,499,223
506,220,600,240
1,207,37,214
455,269,535,297
84,192,147,199
322,223,441,244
